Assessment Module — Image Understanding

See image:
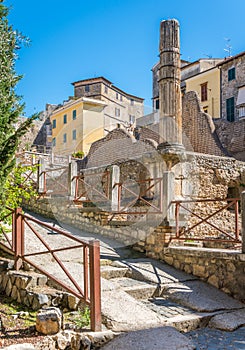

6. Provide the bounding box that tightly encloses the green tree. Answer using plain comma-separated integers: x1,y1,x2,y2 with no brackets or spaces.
0,2,36,203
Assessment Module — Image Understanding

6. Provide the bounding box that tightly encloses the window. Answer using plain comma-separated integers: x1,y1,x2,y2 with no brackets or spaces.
116,93,119,100
203,106,208,114
85,85,90,92
115,108,120,117
120,95,123,102
226,97,235,122
104,85,108,93
46,124,52,136
155,99,159,110
239,106,245,118
52,138,56,147
72,129,76,140
201,82,208,102
52,119,56,129
72,110,76,120
130,99,134,106
129,115,135,124
63,133,67,143
228,67,235,81
63,114,67,124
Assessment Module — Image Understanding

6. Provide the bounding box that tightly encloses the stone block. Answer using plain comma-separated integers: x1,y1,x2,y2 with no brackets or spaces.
67,294,79,310
6,279,12,296
2,274,8,290
193,265,206,277
32,293,50,310
37,275,48,286
226,262,236,272
36,307,63,335
164,256,174,265
10,285,18,300
207,274,219,288
146,234,155,245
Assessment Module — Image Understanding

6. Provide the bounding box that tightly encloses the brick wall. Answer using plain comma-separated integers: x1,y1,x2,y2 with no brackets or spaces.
182,91,226,156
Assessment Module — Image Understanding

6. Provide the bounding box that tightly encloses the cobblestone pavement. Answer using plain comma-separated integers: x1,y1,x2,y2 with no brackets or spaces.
187,326,245,350
142,297,196,319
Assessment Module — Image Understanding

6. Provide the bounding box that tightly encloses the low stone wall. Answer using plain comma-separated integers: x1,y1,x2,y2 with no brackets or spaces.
23,195,245,303
0,258,79,311
23,198,171,247
158,247,245,302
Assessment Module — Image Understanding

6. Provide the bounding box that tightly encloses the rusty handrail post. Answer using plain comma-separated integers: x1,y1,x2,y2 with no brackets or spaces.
234,199,239,240
89,240,101,332
14,208,24,271
241,192,245,253
159,178,163,213
118,184,122,212
12,209,16,252
83,245,89,302
175,202,180,238
75,176,79,201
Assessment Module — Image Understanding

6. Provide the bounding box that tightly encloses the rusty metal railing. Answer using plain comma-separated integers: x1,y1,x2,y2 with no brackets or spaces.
171,198,241,244
39,166,69,196
0,207,15,252
0,207,101,332
113,177,163,214
73,170,110,204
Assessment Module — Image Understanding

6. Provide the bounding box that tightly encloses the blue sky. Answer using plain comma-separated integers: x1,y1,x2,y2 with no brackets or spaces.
5,0,245,117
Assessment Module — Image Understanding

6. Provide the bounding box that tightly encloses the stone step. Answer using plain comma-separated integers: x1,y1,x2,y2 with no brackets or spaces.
161,280,244,312
101,326,196,350
100,265,129,279
101,288,165,332
111,277,158,299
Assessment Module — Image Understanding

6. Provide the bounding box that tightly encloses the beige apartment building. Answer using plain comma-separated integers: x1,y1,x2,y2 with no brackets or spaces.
72,77,144,130
50,96,106,156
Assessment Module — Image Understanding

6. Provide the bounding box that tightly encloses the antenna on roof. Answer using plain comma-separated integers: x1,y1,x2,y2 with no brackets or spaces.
224,38,232,57
203,54,213,59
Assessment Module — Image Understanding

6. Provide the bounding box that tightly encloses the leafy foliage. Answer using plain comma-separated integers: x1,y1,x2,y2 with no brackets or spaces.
69,306,90,329
72,151,85,159
0,164,38,223
0,2,36,202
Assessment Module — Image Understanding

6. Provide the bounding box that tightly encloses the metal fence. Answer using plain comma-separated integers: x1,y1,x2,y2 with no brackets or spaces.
0,207,101,332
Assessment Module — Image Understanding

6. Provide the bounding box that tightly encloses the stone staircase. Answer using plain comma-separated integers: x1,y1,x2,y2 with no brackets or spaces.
99,256,245,333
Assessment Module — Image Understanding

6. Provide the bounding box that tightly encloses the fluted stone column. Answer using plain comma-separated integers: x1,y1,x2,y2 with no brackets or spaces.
158,19,182,144
157,19,185,170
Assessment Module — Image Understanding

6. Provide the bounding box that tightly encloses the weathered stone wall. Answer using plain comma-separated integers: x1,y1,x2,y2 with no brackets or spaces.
23,198,158,247
179,153,245,234
160,247,245,302
0,259,79,311
26,152,245,247
214,118,245,161
17,118,44,152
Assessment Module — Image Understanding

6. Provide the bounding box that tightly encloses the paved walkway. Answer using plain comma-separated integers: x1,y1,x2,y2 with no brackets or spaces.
187,327,245,350
20,211,245,349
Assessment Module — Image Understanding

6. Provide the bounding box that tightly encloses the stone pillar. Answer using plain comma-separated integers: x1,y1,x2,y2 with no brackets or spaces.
158,19,182,144
38,158,46,194
157,19,185,171
68,160,77,200
111,165,120,211
162,171,175,225
241,191,245,253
